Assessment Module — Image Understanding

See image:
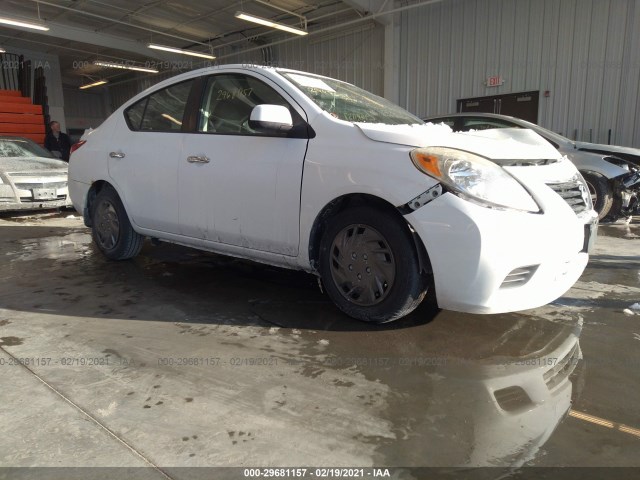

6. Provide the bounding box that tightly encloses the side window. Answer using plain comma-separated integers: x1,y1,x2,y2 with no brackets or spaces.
141,80,193,132
198,74,295,135
429,118,455,128
124,80,193,132
125,98,147,131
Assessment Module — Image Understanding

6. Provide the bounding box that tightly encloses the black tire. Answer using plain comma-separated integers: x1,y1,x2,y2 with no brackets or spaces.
91,186,144,260
581,171,613,220
318,207,428,323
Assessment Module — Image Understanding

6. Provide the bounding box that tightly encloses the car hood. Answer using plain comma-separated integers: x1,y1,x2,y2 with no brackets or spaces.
575,141,640,158
355,123,562,161
0,156,68,174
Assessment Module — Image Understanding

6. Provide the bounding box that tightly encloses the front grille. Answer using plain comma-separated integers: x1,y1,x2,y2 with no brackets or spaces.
494,386,532,411
500,265,538,289
543,341,580,390
19,195,67,203
14,182,67,189
547,181,589,214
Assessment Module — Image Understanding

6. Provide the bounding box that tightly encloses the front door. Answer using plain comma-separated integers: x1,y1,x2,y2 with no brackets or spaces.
178,72,309,256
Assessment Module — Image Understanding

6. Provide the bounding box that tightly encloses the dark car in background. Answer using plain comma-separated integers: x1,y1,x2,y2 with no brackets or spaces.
424,113,640,221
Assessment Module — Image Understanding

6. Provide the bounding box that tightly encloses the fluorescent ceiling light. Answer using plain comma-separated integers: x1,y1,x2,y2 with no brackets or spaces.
79,80,108,90
235,12,308,36
0,16,49,31
148,43,215,60
0,48,5,53
94,61,159,74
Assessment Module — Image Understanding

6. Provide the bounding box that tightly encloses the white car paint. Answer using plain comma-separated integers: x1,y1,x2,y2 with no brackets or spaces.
69,65,597,316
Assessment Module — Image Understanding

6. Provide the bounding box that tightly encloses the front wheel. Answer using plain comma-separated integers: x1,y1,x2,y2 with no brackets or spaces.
581,171,613,220
318,207,428,323
91,186,144,260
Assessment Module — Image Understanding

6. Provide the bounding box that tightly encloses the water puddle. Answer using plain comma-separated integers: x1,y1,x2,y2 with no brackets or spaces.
5,232,93,262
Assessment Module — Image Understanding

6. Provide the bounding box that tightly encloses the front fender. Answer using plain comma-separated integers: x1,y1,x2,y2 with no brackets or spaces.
566,151,629,179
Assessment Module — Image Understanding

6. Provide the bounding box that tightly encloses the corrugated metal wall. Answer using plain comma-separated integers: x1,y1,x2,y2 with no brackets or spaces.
98,0,640,147
271,23,385,96
398,0,640,147
63,88,107,129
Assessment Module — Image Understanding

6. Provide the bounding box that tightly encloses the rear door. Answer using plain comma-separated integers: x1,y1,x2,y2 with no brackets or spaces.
108,80,193,234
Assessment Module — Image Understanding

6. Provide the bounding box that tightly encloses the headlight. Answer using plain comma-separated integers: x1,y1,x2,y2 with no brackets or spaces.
410,147,540,213
574,171,593,207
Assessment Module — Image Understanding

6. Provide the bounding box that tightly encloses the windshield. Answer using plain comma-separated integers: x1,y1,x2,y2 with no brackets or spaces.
281,72,423,126
0,137,54,159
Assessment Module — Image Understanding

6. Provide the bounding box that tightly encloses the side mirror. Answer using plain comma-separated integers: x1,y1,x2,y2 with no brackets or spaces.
249,104,293,133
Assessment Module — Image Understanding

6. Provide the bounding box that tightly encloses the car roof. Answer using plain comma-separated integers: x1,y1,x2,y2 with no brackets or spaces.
115,63,344,114
425,112,532,125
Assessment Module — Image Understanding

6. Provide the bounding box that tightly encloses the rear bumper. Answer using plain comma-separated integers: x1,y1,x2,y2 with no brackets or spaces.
406,192,596,314
68,179,90,219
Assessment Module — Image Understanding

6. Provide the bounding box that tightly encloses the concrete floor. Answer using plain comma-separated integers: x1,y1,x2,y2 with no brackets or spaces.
0,211,639,477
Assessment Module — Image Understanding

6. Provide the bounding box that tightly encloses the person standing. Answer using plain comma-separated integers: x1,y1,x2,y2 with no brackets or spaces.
44,121,71,161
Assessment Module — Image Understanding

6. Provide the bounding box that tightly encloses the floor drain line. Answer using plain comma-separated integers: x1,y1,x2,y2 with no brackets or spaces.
1,345,175,479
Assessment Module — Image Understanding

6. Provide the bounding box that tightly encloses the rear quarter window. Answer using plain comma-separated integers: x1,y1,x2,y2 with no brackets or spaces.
124,98,147,131
123,80,194,132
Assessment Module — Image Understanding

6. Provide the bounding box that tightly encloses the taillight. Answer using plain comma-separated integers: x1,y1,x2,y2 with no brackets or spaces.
70,140,86,156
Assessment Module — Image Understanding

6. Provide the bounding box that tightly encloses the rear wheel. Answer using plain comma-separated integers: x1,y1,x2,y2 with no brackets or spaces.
319,207,428,323
582,171,613,220
91,186,144,260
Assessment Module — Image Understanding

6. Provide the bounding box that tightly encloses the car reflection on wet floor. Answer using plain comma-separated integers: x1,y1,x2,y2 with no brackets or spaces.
0,213,639,469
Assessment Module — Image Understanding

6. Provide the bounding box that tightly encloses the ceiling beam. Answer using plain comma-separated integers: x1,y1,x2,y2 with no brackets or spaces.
27,0,211,46
3,22,189,64
341,0,389,19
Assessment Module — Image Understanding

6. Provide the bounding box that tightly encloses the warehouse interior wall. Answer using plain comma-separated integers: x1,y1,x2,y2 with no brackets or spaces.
270,23,385,97
63,87,108,131
396,0,640,147
67,0,640,148
104,24,385,113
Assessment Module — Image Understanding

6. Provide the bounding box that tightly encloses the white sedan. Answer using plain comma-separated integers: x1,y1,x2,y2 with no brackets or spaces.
0,136,71,212
69,65,597,322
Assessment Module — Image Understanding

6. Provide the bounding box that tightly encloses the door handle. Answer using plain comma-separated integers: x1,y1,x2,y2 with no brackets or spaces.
109,151,125,159
187,155,210,164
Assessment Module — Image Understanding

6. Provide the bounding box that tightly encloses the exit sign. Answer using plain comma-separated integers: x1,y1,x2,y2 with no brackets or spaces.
486,76,504,87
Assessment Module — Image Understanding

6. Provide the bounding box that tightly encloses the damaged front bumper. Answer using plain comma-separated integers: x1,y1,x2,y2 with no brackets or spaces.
404,190,596,315
619,170,640,214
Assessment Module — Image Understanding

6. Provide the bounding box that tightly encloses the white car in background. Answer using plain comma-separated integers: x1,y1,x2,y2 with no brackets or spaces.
69,65,597,322
0,136,71,212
